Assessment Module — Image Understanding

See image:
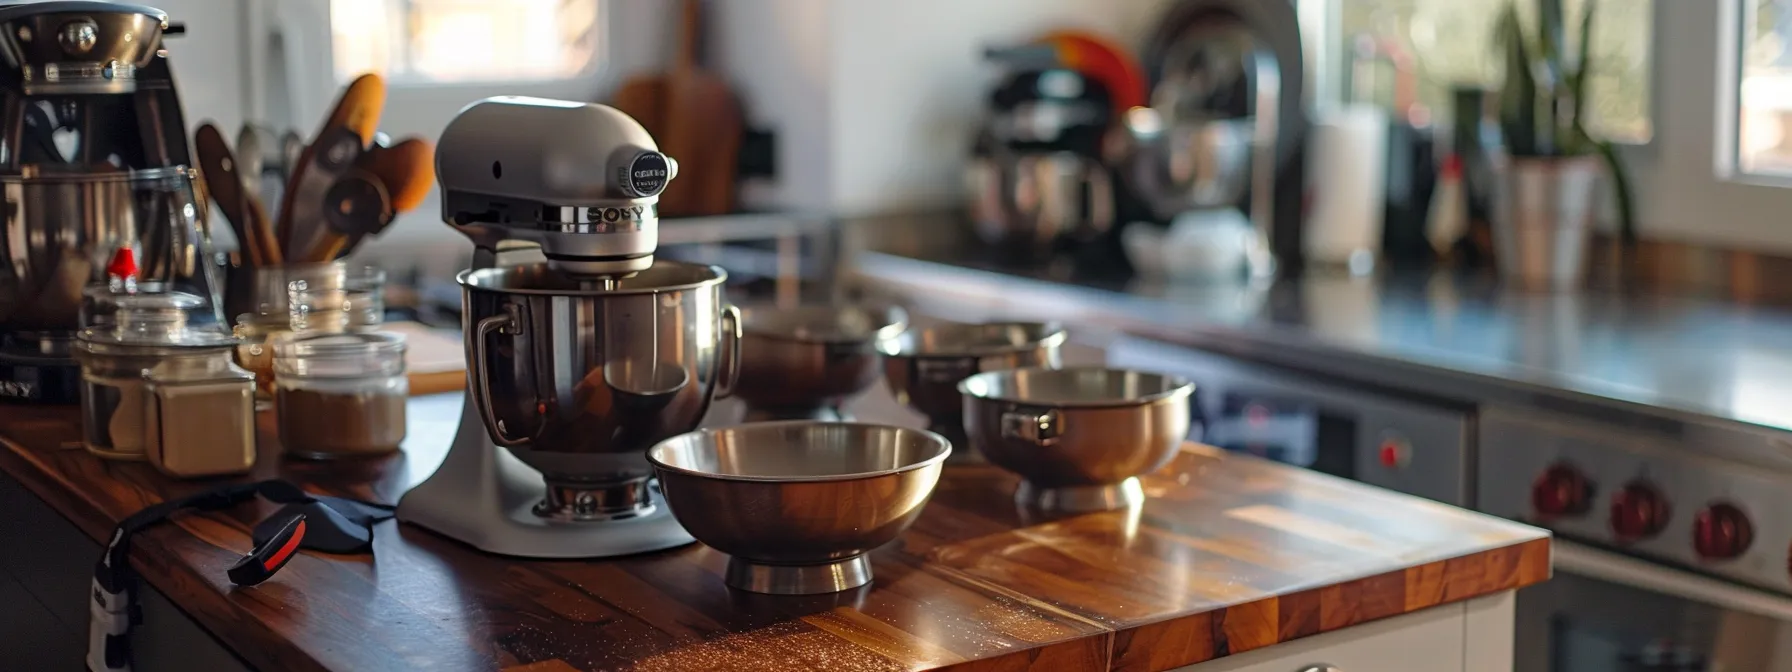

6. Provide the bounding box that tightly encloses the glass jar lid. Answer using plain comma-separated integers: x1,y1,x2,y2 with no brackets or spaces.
272,331,407,378
78,292,235,348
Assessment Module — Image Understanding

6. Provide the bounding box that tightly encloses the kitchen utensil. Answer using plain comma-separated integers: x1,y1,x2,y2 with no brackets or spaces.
734,304,908,422
305,172,391,262
648,421,950,594
283,126,380,263
331,137,434,258
657,0,741,217
959,367,1193,512
236,124,264,195
280,130,304,183
279,74,385,253
966,148,1114,258
195,123,280,265
0,1,200,404
878,321,1066,457
397,97,735,559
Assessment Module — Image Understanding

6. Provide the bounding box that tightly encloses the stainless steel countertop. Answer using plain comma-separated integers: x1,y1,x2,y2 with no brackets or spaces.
848,223,1792,440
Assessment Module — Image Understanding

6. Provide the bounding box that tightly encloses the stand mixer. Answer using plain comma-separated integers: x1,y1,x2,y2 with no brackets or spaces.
397,97,741,558
0,1,213,404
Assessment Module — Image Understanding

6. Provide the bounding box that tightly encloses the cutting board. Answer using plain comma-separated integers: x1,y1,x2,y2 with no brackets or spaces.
383,322,466,396
612,0,741,217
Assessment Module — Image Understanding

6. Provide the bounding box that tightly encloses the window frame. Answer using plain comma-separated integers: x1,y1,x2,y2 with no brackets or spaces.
1304,0,1792,253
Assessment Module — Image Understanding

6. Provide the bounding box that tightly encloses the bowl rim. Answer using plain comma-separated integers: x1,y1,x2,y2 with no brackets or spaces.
457,261,728,296
874,321,1067,357
741,303,910,345
957,366,1195,408
646,421,953,483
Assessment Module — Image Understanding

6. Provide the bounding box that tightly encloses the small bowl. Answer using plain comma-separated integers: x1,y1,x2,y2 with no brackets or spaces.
877,321,1066,451
959,367,1193,513
647,421,951,594
734,304,908,421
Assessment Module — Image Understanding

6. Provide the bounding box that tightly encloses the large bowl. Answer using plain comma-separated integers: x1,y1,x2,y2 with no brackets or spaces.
461,260,741,521
878,321,1065,452
648,421,951,594
734,303,907,420
960,367,1193,513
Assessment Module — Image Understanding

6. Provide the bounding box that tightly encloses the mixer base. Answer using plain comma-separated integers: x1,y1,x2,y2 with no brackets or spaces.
1016,477,1145,513
724,555,873,595
397,395,696,558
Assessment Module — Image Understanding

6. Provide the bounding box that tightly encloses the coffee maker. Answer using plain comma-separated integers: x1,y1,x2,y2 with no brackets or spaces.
398,97,742,559
0,1,208,404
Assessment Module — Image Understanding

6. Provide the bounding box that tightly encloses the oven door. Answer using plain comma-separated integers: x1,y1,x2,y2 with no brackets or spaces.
1521,540,1792,672
1104,336,1473,506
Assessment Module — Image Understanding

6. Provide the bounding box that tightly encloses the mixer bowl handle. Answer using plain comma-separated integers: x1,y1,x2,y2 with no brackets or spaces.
715,305,742,399
469,303,530,447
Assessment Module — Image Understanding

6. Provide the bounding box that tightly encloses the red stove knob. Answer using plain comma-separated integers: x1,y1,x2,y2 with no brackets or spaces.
1609,482,1670,541
1531,463,1593,518
1693,503,1753,560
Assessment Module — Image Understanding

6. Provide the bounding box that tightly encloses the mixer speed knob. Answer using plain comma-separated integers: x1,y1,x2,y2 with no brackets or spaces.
613,149,676,198
1693,503,1753,561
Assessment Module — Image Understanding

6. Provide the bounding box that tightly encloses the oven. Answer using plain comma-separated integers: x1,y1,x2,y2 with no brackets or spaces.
1103,335,1474,506
1480,406,1792,671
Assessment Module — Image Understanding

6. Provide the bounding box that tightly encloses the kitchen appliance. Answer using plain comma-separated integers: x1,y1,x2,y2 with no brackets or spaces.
0,1,205,404
647,421,950,595
1480,406,1792,671
878,321,1066,458
396,96,743,559
1140,0,1307,269
733,303,908,422
1104,335,1473,506
960,367,1193,512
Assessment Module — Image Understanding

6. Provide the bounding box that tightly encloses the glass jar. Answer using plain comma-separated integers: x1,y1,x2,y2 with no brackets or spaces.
344,266,386,330
273,331,408,459
73,292,253,477
233,262,351,400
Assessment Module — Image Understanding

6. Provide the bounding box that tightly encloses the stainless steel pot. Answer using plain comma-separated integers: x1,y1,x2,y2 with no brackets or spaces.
960,367,1193,512
966,151,1114,255
734,303,908,421
878,321,1065,458
460,260,741,521
0,167,220,333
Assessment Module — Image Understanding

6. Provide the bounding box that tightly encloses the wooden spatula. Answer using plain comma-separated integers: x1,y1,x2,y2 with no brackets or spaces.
656,0,742,217
194,123,280,265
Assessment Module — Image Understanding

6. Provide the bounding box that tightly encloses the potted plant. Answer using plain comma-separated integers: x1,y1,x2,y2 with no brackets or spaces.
1492,0,1635,289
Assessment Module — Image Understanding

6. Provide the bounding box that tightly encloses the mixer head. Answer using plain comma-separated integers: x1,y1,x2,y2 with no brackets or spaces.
437,97,679,278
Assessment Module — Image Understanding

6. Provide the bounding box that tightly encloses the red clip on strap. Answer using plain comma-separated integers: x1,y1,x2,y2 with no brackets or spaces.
227,515,306,587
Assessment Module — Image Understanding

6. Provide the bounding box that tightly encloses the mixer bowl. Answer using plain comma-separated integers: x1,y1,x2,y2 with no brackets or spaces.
734,303,908,421
878,321,1065,454
0,167,221,334
460,260,741,521
648,421,951,594
959,367,1193,513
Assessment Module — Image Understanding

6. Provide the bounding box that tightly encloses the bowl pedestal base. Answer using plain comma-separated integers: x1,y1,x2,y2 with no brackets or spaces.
1016,477,1145,513
725,555,873,595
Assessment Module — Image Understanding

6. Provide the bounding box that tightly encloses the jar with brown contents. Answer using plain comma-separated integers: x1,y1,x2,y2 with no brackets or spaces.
273,331,407,459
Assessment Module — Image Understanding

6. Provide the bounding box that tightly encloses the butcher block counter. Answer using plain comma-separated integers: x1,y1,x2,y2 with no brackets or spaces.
0,395,1549,672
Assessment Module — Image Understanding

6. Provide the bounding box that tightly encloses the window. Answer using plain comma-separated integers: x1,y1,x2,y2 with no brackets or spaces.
1739,0,1792,174
1329,0,1652,142
327,0,601,84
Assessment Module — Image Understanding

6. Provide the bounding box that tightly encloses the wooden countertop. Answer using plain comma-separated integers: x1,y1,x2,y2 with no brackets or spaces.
0,396,1549,672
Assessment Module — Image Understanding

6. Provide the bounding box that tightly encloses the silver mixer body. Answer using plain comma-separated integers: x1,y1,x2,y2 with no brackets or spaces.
399,96,742,559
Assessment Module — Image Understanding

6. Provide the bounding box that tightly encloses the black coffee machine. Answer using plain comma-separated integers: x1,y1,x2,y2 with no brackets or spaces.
0,1,204,404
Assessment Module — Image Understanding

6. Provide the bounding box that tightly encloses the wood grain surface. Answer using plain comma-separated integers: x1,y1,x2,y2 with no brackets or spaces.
0,396,1548,672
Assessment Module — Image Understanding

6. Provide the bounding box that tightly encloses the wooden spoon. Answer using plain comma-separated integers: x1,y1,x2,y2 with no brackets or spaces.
194,123,280,265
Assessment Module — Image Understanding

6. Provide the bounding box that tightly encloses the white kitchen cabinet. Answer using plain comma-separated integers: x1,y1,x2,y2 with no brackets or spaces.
1172,593,1515,672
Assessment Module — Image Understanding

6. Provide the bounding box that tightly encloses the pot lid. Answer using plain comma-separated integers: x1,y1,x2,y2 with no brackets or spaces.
79,292,234,347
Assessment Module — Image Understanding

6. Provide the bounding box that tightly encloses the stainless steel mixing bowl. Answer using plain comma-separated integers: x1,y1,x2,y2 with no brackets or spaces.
878,321,1065,456
0,167,221,333
960,367,1193,513
734,303,907,421
648,421,951,594
461,260,741,521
